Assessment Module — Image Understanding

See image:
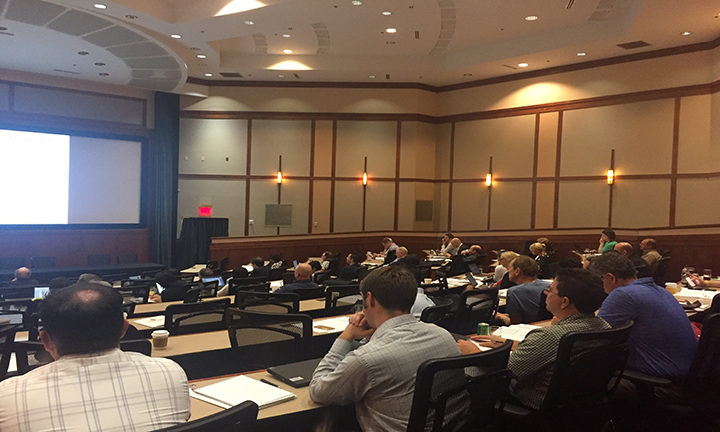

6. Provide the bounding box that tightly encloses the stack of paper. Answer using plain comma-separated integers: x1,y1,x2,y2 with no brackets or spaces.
492,324,540,341
678,288,718,300
312,316,350,333
191,375,295,409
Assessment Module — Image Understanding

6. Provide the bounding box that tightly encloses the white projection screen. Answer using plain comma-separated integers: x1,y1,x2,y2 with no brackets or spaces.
0,128,143,225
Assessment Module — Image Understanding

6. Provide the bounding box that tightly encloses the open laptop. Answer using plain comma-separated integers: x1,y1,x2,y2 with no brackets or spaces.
465,272,478,288
266,358,322,388
34,286,50,298
201,276,225,287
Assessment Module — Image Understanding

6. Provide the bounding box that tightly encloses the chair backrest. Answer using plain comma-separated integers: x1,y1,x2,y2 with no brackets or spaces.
420,295,456,328
88,254,111,266
117,253,138,264
183,284,202,303
224,308,312,357
153,400,258,432
227,281,270,296
102,273,128,284
206,260,219,271
30,256,56,268
295,285,326,300
267,267,286,281
653,255,672,285
324,284,361,315
219,257,230,272
199,280,218,298
164,298,231,335
234,291,300,314
407,340,513,432
0,324,19,381
115,285,150,304
229,276,270,292
121,278,156,287
541,321,634,417
122,302,137,318
312,270,331,284
455,288,499,334
357,266,371,282
119,338,152,356
13,340,53,374
686,312,720,410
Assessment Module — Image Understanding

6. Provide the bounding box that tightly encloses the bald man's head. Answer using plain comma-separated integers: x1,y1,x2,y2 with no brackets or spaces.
14,267,32,280
613,242,633,257
294,263,313,280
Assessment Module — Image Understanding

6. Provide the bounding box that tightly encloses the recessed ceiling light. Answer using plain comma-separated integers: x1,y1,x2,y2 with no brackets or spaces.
518,62,528,67
577,52,586,56
283,49,293,54
93,3,107,9
385,28,397,33
78,51,89,55
197,54,207,59
524,15,538,21
681,31,692,36
382,11,391,16
278,74,285,78
244,20,254,25
99,72,109,76
124,14,137,20
369,75,375,78
351,0,362,5
204,73,213,77
282,33,291,38
171,34,181,39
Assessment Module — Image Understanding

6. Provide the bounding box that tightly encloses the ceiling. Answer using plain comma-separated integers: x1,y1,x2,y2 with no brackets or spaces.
0,0,718,93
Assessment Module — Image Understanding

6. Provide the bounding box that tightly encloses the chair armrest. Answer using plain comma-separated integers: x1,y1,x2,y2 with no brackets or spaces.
622,369,674,388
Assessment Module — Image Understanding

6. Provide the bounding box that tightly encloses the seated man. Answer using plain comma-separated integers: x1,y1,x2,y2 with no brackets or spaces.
250,256,270,278
496,256,551,325
9,267,38,286
588,252,697,378
0,282,189,431
150,270,187,302
275,263,319,294
379,237,398,265
327,253,363,284
639,238,662,273
310,266,461,431
458,268,609,409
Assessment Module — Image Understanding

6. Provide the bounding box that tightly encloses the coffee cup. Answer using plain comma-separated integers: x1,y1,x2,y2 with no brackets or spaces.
665,282,680,295
151,329,169,349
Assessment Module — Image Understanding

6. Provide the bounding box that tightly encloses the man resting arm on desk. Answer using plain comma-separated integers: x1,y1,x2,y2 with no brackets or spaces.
458,269,609,409
309,266,461,431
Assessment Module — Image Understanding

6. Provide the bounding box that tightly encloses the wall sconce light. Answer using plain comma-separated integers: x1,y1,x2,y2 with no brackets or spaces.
276,155,283,184
362,156,368,186
485,173,492,187
606,169,614,185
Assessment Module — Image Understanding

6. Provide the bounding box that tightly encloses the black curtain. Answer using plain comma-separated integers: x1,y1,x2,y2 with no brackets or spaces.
147,92,179,266
176,218,229,269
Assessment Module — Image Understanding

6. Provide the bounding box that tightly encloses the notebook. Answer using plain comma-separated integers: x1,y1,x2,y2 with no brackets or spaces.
191,375,296,409
267,358,322,388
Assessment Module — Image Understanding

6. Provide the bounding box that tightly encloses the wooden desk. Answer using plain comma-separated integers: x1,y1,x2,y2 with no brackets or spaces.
189,370,322,422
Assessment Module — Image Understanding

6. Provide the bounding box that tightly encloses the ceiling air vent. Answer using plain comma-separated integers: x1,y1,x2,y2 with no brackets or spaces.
617,40,650,50
219,72,243,78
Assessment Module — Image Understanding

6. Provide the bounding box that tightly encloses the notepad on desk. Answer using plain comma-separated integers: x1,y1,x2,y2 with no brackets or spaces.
312,316,350,333
493,324,540,341
191,375,296,409
132,315,165,329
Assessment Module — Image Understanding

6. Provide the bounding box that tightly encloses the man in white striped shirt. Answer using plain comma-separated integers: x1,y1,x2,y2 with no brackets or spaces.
0,282,190,432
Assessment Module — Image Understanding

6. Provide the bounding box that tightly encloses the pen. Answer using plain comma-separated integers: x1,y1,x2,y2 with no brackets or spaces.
260,378,278,387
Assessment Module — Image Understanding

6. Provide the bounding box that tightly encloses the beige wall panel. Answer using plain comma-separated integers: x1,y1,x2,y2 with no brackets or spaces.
179,118,247,175
335,121,396,178
400,122,436,178
185,87,438,115
451,183,489,231
397,182,436,231
490,182,533,230
678,95,712,173
0,83,9,110
534,181,555,229
434,183,450,231
314,120,334,177
177,179,246,237
562,100,674,176
251,120,311,176
365,182,396,232
435,123,453,180
675,178,720,226
438,51,712,115
557,181,609,228
612,180,671,228
537,112,558,178
712,92,720,156
454,116,535,179
333,181,363,233
312,181,331,233
278,180,310,235
248,181,281,236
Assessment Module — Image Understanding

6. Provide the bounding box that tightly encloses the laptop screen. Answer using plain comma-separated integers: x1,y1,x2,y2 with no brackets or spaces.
293,260,299,268
465,272,478,288
34,287,50,298
201,276,225,287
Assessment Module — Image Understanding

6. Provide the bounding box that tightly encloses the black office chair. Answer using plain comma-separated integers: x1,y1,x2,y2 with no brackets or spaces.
183,284,203,303
224,308,313,359
267,267,286,281
30,256,56,268
88,254,111,266
420,277,449,295
117,253,138,264
206,260,219,271
294,285,326,300
153,400,258,432
164,298,231,335
234,291,300,314
199,280,219,298
121,278,156,287
503,321,634,432
420,295,456,329
454,287,499,334
119,339,152,356
0,324,19,381
407,340,513,432
653,255,672,286
227,281,271,295
115,285,150,304
102,273,128,284
324,284,361,315
219,257,230,272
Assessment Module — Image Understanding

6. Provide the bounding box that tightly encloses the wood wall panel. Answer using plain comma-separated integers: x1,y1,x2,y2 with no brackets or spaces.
490,182,533,230
451,183,489,230
612,179,671,228
177,178,246,237
537,112,559,178
278,179,310,235
313,120,334,177
557,181,610,228
677,94,713,173
311,180,331,233
365,181,396,232
675,178,720,226
534,181,555,229
179,118,247,175
251,120,312,176
335,121,396,178
0,229,149,268
333,181,364,233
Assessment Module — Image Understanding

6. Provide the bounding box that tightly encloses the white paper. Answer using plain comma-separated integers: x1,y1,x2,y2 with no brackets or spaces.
678,288,719,300
132,315,165,329
312,316,350,334
192,375,295,409
492,324,540,341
